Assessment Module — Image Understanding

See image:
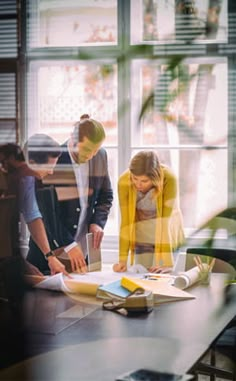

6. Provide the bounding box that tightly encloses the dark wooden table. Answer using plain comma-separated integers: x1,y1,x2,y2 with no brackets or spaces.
0,273,235,381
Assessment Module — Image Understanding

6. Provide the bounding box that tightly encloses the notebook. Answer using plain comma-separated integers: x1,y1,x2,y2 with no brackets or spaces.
96,279,134,300
120,277,195,304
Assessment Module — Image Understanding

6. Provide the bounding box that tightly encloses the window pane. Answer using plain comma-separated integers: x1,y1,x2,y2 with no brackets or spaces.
28,62,118,145
131,0,175,43
0,121,16,144
27,61,118,238
28,0,117,48
131,0,227,44
0,73,16,118
131,58,228,231
131,59,228,147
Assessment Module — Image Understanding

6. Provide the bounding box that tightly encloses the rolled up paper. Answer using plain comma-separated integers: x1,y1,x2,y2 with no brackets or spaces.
174,264,208,289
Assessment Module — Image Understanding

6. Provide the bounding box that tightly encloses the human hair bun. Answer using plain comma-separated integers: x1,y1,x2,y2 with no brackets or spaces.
80,114,90,120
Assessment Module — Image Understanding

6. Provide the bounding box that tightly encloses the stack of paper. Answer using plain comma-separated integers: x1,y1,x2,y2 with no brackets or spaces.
96,280,135,300
25,270,195,304
120,277,195,304
26,271,126,296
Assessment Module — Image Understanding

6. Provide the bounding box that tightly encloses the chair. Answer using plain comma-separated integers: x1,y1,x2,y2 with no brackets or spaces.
0,196,17,260
185,247,236,279
0,256,26,369
186,247,236,381
0,195,20,302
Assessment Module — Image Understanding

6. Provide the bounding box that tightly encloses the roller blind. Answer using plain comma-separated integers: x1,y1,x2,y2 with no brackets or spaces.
0,0,17,58
0,0,17,143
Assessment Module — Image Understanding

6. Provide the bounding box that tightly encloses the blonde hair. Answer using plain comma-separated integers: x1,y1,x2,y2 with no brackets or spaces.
129,151,163,194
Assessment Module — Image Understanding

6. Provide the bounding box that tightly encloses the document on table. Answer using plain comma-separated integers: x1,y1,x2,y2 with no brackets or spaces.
26,266,196,302
34,273,71,293
120,277,195,304
27,271,129,296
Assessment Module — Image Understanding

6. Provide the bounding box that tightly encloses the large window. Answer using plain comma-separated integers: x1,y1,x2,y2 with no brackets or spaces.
27,60,118,234
130,58,228,230
24,0,235,260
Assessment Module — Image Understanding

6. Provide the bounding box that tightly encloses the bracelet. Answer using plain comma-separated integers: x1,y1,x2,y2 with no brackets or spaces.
45,251,55,260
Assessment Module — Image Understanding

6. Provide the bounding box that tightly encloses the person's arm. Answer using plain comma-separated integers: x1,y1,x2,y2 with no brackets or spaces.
23,260,43,276
162,167,179,218
90,149,113,230
113,262,127,272
28,218,70,276
20,177,69,276
89,223,104,249
49,187,87,272
27,218,51,255
83,149,113,251
64,242,87,273
113,171,130,272
157,167,184,267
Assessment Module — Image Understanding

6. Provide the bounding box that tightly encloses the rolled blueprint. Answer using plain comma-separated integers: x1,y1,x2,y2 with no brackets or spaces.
174,264,208,289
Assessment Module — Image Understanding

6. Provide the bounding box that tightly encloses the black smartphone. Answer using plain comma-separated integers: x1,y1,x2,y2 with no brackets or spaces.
116,369,193,381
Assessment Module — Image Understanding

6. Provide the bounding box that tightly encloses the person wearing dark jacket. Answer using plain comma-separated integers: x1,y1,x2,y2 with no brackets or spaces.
54,114,113,268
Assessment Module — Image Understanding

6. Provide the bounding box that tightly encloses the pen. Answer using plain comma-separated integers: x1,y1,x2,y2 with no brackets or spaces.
197,256,205,271
193,256,202,271
194,256,204,271
144,274,174,280
208,258,216,271
144,276,160,281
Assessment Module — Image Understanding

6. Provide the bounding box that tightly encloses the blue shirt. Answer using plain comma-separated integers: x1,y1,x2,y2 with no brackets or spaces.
20,176,42,223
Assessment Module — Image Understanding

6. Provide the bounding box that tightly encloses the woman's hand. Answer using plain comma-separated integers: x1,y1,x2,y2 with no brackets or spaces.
148,266,172,274
113,262,127,272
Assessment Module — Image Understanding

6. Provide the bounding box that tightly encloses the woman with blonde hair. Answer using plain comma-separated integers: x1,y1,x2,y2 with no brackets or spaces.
113,150,185,273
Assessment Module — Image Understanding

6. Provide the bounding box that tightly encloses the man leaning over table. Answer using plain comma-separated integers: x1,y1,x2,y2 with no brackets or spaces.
53,114,113,271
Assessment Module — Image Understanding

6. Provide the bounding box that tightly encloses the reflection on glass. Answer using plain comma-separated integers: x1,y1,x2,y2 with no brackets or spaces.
176,0,228,42
131,0,227,44
30,0,117,47
28,62,118,235
28,62,117,145
131,59,227,146
131,58,228,230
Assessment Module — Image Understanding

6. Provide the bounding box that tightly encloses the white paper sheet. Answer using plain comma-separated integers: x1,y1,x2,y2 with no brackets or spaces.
34,270,143,294
35,273,71,293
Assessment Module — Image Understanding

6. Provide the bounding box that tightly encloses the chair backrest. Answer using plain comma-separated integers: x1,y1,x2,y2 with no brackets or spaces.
185,248,236,279
0,171,7,196
0,197,23,304
0,196,18,259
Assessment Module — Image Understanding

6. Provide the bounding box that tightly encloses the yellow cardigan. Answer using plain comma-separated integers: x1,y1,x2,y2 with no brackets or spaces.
118,166,185,267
